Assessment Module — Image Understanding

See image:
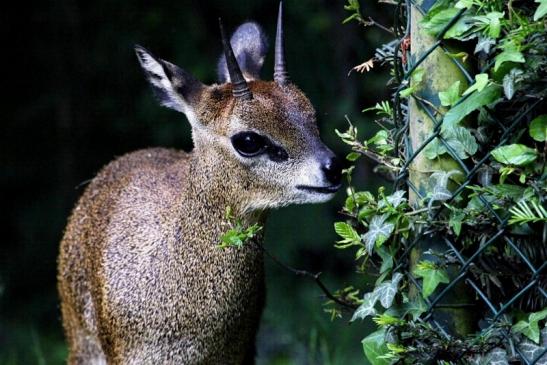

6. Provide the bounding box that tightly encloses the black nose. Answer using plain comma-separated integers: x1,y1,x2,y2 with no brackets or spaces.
322,155,343,186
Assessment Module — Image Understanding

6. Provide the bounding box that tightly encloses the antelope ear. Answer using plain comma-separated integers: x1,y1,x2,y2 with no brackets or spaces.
217,22,268,83
135,45,204,115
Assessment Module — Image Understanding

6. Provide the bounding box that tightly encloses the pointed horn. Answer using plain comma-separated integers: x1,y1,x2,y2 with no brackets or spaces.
274,1,290,85
219,18,252,100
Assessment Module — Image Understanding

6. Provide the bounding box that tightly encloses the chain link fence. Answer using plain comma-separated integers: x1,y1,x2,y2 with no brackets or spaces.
385,0,546,363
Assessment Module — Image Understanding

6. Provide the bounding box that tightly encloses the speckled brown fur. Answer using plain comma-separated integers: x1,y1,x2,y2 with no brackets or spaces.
58,23,337,364
59,146,266,364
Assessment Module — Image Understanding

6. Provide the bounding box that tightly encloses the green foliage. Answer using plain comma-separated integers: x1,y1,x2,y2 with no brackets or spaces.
530,115,547,142
494,46,525,72
363,101,393,118
462,73,489,96
442,84,501,130
508,200,547,225
491,144,538,166
535,0,547,21
438,81,461,107
333,0,547,363
425,126,478,160
343,0,363,24
362,329,393,365
399,68,425,98
218,207,262,249
512,308,547,344
362,214,394,254
413,261,450,298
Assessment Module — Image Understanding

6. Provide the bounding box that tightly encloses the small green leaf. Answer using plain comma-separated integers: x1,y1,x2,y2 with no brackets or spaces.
494,47,525,72
362,329,393,365
420,8,461,36
375,273,403,309
439,81,461,107
425,127,478,160
378,190,407,209
362,214,395,254
346,152,361,161
445,126,479,159
399,87,414,98
512,308,547,344
534,0,547,21
334,222,361,246
377,246,394,274
503,68,523,100
413,261,450,298
455,0,473,8
491,144,538,166
404,296,428,321
462,73,489,96
444,15,474,39
448,209,465,236
529,115,547,142
368,130,389,145
424,138,446,159
475,37,496,55
351,292,378,321
411,67,425,84
485,11,504,38
442,84,501,130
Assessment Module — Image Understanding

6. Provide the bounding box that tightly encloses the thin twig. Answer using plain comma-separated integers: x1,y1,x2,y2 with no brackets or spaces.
254,242,358,309
360,17,394,35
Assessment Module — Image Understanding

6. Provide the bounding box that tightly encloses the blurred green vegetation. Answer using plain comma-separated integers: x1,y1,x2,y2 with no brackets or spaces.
1,0,390,363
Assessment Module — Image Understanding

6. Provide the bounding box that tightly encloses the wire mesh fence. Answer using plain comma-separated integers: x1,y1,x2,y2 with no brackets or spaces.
386,0,546,363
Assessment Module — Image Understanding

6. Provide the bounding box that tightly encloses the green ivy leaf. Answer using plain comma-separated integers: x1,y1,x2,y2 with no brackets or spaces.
413,261,450,298
475,36,496,55
420,8,461,36
494,47,525,72
439,81,461,107
529,115,547,142
455,0,473,8
448,209,465,236
462,73,489,96
446,126,479,158
424,138,446,159
442,84,501,130
534,0,547,21
375,273,404,309
484,11,504,38
399,68,425,98
377,246,394,274
404,296,428,321
351,292,379,321
443,14,474,39
378,190,407,209
362,329,393,365
491,144,538,166
425,126,477,160
503,68,523,100
362,214,395,254
512,308,547,344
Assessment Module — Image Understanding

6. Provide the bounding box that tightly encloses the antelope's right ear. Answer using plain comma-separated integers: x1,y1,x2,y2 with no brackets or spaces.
135,45,204,115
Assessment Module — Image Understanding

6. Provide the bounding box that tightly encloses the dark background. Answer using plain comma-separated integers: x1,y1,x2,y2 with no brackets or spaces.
0,0,390,363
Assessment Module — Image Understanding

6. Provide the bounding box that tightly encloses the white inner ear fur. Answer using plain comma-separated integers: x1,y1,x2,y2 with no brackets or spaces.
137,51,192,116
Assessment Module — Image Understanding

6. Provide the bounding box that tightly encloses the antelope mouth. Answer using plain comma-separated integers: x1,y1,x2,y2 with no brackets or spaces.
296,184,341,194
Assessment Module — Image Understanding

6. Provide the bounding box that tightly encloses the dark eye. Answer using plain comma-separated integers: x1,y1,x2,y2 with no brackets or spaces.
231,132,267,157
267,145,289,162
